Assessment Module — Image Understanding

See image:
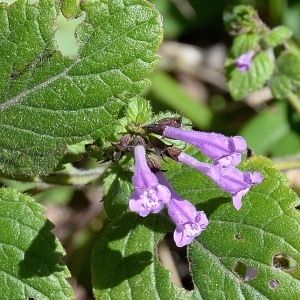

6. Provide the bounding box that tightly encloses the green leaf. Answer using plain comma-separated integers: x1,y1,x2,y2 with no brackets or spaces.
126,98,153,127
188,156,300,299
270,75,293,99
92,150,300,299
92,213,191,300
102,163,133,219
0,0,163,175
277,51,300,81
229,33,260,58
223,5,260,36
263,26,293,47
0,188,73,299
227,51,274,100
61,0,82,19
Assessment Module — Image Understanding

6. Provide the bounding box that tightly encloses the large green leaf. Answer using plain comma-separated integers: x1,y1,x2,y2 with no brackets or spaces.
0,188,73,299
187,156,300,299
0,0,163,175
92,151,300,299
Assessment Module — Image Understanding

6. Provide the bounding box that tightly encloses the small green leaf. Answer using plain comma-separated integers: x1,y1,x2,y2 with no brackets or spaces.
263,26,293,47
61,0,82,19
223,5,260,35
102,163,133,219
229,33,260,58
227,51,274,100
0,188,73,299
93,151,300,299
126,98,152,127
270,74,293,99
277,51,300,81
0,0,163,175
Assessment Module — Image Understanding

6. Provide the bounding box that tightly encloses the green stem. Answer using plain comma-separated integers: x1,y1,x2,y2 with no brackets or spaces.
0,163,110,188
287,93,300,114
273,155,300,171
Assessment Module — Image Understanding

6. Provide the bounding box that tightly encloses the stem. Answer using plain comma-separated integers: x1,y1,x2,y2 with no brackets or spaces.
0,163,110,188
273,155,300,171
287,93,300,114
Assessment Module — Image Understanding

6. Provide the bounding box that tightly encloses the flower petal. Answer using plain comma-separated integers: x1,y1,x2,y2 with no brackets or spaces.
236,50,255,72
173,211,208,247
129,146,171,217
163,127,247,167
177,152,263,210
156,172,209,247
133,146,159,190
129,184,171,217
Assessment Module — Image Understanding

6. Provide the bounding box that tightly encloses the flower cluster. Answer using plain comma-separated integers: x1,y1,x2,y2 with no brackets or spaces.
162,126,263,210
126,117,263,247
130,145,209,247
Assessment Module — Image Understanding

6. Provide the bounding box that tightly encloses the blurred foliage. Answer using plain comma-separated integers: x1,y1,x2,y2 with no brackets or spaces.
149,0,298,40
144,0,300,159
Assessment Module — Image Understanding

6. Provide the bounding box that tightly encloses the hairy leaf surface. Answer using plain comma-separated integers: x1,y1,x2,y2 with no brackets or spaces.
0,188,73,299
92,151,300,299
0,0,163,175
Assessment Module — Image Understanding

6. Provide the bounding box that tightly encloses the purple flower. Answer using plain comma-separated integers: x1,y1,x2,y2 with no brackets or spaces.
177,152,263,210
236,50,255,72
212,165,263,210
129,145,171,217
156,172,209,247
163,126,247,167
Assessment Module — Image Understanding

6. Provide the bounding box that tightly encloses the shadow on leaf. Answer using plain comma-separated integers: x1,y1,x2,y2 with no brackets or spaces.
18,221,65,278
196,196,230,218
93,248,153,289
92,212,171,290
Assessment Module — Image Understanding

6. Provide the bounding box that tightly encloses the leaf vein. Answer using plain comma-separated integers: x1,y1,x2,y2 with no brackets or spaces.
0,268,48,299
0,123,83,139
0,61,77,111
